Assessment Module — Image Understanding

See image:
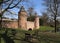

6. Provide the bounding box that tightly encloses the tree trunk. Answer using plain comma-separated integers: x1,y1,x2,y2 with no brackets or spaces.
0,3,2,28
54,15,57,32
0,15,2,28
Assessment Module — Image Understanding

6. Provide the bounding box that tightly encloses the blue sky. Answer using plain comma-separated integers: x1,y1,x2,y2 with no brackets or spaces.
4,0,47,19
32,0,46,15
11,0,46,15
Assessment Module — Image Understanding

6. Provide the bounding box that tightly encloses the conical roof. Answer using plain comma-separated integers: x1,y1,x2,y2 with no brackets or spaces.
20,6,25,12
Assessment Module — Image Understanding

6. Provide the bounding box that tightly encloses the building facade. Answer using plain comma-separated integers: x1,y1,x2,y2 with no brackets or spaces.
2,6,39,30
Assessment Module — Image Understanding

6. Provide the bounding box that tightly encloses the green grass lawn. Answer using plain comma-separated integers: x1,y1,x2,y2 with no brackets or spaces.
39,26,54,31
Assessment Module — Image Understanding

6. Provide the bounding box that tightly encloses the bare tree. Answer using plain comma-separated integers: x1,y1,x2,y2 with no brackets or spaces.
41,12,49,26
0,0,28,28
43,0,60,32
28,7,34,16
27,7,37,21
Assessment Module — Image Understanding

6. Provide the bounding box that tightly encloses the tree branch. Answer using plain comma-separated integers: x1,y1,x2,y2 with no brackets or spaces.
49,3,55,15
3,0,10,3
7,10,17,15
1,0,13,14
8,0,21,9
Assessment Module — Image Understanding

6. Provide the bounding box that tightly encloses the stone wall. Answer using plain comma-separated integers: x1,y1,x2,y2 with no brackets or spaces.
27,21,34,30
2,20,18,29
34,16,39,29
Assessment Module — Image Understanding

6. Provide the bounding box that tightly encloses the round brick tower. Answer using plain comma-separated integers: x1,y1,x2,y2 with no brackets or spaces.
18,6,27,30
34,13,39,29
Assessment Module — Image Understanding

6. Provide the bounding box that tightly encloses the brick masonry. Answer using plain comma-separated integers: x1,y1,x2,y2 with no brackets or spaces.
2,6,39,30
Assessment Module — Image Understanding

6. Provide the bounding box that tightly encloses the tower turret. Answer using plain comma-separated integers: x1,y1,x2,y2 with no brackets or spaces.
18,6,27,30
34,13,39,29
